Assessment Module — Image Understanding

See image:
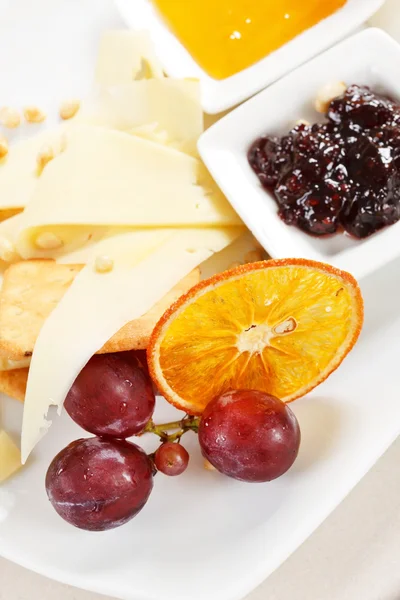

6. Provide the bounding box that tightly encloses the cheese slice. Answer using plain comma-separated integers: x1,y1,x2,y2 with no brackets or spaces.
0,430,22,482
0,126,68,212
57,227,169,265
16,126,241,259
0,213,26,267
129,123,170,147
0,212,24,245
77,79,203,155
94,30,164,85
21,226,242,462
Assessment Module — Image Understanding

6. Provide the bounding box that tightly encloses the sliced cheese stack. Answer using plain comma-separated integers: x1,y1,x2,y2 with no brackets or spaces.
16,126,240,259
0,30,244,463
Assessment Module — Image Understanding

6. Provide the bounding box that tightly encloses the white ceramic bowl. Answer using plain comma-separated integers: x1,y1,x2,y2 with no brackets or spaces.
115,0,384,114
198,28,400,279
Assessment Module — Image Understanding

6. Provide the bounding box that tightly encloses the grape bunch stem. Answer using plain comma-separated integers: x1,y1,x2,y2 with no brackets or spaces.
143,415,200,443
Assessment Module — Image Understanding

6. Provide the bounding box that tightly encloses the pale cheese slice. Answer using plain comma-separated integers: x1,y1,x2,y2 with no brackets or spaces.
0,126,67,212
21,226,242,461
77,79,203,155
16,126,241,259
0,212,26,235
0,212,24,245
0,213,26,267
129,123,170,147
94,30,164,85
0,430,22,482
57,227,169,265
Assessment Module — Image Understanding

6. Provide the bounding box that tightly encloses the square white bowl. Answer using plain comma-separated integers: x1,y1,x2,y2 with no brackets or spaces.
198,28,400,279
115,0,384,114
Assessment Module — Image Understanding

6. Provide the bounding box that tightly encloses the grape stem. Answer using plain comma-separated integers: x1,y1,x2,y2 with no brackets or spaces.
143,415,200,443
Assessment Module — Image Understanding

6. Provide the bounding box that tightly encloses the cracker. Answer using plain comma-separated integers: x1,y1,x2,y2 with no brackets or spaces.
0,368,28,402
0,260,199,361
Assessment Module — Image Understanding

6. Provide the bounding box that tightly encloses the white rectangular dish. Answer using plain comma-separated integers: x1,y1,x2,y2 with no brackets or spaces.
115,0,384,114
198,28,400,279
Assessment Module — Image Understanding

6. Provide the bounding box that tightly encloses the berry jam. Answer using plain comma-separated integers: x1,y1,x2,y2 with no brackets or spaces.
248,85,400,238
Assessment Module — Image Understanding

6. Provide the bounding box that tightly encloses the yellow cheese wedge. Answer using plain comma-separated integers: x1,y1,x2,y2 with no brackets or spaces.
21,226,243,461
0,430,22,482
77,79,203,155
94,30,164,85
16,126,241,259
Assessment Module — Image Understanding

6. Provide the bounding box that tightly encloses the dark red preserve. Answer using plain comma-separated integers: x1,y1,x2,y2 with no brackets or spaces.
248,85,400,239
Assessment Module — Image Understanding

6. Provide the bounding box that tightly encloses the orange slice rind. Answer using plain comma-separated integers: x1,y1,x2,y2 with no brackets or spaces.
148,259,364,415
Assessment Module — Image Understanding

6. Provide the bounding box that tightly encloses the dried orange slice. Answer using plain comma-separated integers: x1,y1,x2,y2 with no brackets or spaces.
148,259,363,415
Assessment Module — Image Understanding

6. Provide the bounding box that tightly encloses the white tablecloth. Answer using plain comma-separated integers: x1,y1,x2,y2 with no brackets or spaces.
1,438,399,600
0,1,399,598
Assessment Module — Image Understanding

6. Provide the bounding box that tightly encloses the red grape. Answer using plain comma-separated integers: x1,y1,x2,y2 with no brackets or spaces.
154,442,189,476
64,351,155,438
46,437,153,531
198,390,300,482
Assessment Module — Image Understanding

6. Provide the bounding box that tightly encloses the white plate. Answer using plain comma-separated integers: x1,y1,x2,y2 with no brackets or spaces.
1,6,400,600
3,254,400,600
198,28,400,280
115,0,384,113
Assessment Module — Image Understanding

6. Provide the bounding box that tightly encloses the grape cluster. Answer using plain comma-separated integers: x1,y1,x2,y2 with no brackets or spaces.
46,352,301,531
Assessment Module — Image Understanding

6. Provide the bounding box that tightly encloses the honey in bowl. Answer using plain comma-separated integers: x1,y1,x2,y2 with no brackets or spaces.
152,0,347,80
